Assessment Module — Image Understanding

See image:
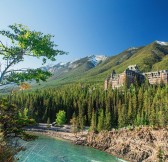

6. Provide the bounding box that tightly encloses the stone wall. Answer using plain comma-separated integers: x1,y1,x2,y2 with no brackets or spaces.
144,70,168,85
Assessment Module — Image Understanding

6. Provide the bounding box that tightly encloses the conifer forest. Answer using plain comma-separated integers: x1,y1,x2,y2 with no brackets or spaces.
10,83,168,132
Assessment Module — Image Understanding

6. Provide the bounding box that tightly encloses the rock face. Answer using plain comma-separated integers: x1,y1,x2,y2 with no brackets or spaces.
83,127,168,162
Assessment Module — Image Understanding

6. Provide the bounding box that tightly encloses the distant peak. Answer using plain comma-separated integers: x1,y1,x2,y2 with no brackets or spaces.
88,55,107,59
59,62,66,66
88,55,107,66
155,40,168,46
127,47,138,51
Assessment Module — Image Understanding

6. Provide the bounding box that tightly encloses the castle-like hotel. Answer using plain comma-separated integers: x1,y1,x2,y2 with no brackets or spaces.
104,65,168,89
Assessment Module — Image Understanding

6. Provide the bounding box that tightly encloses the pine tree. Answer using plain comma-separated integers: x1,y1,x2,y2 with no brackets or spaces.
47,117,51,128
97,109,104,132
118,101,124,128
70,113,79,136
127,95,133,125
105,107,111,130
90,110,97,132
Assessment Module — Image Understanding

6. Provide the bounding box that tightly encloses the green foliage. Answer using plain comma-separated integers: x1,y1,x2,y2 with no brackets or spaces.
0,24,65,61
55,110,66,126
0,24,65,160
0,24,66,84
0,98,36,138
70,113,79,136
6,69,52,84
104,109,111,130
90,110,97,132
10,83,168,132
18,107,29,120
97,109,104,132
22,132,38,141
157,147,165,162
0,145,15,162
23,108,28,119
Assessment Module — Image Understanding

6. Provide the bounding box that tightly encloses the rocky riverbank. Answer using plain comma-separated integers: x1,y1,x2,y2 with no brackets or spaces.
81,127,168,162
25,124,88,142
26,125,168,162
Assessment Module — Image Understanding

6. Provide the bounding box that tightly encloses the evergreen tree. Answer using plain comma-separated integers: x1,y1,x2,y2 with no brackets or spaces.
97,109,104,132
90,110,97,132
47,117,51,128
104,108,111,130
70,113,79,136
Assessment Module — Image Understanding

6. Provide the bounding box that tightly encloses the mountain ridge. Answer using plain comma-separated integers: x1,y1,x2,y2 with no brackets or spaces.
40,41,168,87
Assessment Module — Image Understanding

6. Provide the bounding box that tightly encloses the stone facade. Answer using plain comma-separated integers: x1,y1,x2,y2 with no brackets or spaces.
104,65,168,89
143,70,168,85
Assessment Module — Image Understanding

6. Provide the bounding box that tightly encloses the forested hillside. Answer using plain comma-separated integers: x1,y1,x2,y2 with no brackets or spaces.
11,83,168,131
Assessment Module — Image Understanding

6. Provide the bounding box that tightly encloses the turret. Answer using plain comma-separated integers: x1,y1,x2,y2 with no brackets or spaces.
128,65,139,72
111,70,116,78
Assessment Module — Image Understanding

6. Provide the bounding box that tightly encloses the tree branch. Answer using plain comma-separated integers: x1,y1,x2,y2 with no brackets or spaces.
0,40,6,49
0,41,13,54
0,58,18,83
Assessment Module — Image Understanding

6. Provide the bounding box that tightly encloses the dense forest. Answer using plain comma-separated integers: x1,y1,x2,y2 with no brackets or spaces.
10,82,168,132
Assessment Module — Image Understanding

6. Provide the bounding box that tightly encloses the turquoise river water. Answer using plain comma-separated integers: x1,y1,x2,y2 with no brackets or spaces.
16,135,125,162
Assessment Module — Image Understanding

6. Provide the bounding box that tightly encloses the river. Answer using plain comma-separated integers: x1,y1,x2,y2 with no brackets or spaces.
16,135,125,162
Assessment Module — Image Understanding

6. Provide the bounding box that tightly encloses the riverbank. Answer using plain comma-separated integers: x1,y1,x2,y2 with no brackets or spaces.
26,125,168,162
84,127,168,162
17,131,122,162
25,124,88,142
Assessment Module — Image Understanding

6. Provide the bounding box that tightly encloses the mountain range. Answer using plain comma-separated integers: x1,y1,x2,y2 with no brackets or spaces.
40,41,168,87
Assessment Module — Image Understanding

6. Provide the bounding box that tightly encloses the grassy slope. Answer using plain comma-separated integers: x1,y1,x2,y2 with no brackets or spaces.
39,41,168,87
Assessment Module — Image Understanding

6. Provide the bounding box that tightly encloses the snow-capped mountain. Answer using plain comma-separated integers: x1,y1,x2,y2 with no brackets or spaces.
127,47,139,51
41,55,108,79
156,41,168,46
88,55,107,66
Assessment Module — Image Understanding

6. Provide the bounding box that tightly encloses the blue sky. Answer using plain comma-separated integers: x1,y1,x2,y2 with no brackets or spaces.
0,0,168,69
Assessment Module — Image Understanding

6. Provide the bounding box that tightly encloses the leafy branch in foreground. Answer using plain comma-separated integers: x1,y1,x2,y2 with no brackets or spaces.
0,23,66,85
6,69,52,84
0,24,66,161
